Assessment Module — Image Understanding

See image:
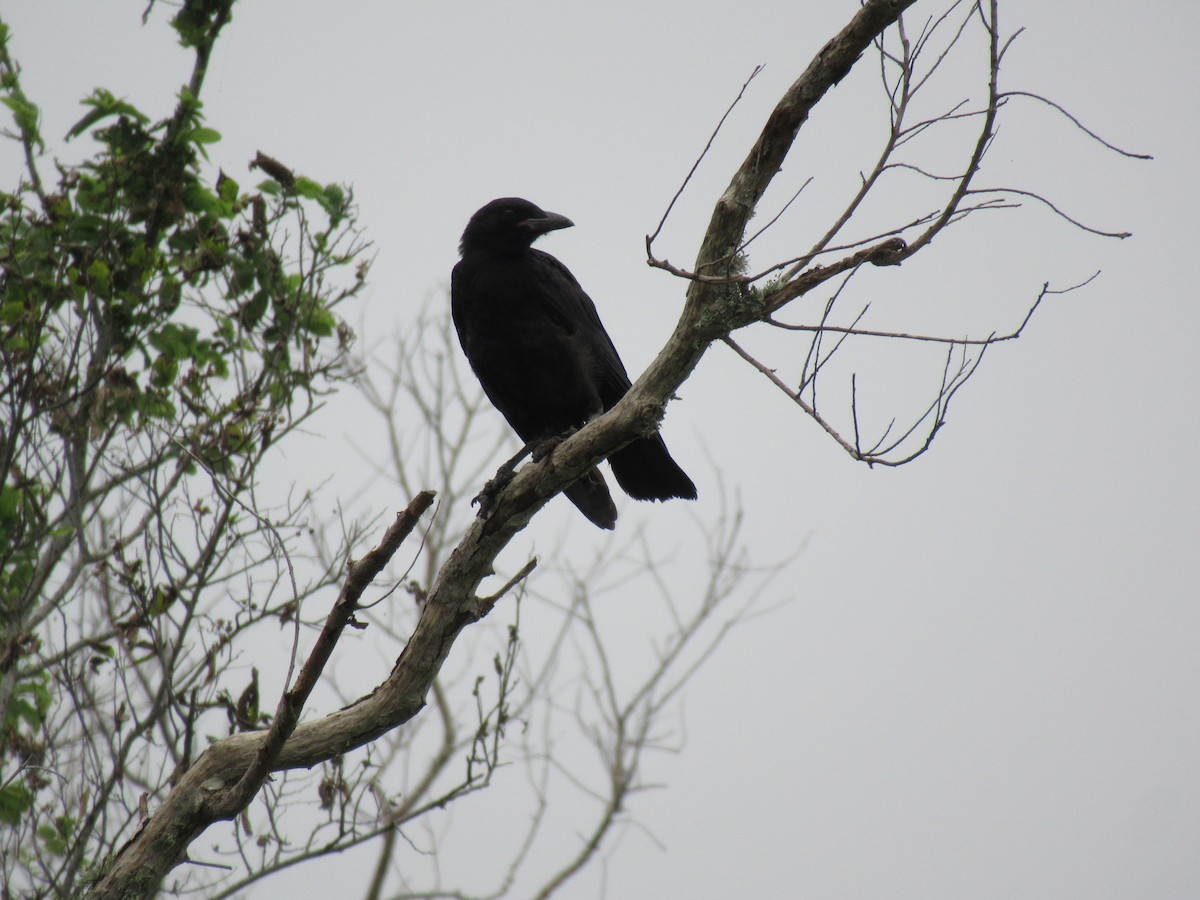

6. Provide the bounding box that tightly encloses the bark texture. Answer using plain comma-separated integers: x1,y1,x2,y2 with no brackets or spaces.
88,2,917,894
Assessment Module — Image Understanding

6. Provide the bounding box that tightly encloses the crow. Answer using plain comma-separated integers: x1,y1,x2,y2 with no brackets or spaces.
451,197,696,529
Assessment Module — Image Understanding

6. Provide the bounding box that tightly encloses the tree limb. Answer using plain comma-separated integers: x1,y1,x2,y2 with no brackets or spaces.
84,3,933,893
88,491,435,898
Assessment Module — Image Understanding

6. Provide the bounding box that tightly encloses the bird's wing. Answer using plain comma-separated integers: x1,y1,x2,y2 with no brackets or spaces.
529,249,633,406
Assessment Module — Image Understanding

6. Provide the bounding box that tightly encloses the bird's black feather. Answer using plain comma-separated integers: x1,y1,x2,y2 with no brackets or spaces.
451,198,696,528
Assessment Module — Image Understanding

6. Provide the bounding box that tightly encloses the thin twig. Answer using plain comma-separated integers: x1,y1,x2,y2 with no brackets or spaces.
1002,90,1152,159
216,492,436,812
647,65,764,249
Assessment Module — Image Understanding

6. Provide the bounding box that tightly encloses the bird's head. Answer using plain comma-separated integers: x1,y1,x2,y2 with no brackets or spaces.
459,197,574,254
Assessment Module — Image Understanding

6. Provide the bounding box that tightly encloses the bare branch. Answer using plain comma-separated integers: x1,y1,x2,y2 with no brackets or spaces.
1002,89,1152,159
89,493,436,898
647,65,764,249
965,186,1133,238
730,277,1094,466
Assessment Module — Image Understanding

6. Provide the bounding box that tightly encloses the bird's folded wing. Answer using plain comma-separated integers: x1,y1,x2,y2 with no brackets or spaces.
529,249,634,408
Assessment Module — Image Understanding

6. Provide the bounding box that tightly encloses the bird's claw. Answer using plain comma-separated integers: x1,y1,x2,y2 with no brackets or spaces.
472,467,515,519
471,428,579,520
528,428,575,463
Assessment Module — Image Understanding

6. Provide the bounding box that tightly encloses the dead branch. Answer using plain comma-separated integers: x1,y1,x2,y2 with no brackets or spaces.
89,491,436,898
644,0,1140,468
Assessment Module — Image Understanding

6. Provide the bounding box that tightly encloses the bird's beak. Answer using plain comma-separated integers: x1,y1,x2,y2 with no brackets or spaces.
520,211,574,235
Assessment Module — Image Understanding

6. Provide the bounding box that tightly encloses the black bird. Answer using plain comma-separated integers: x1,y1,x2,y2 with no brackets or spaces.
451,197,696,529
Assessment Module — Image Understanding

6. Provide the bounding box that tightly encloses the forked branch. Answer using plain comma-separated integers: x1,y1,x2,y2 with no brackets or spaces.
644,0,1142,467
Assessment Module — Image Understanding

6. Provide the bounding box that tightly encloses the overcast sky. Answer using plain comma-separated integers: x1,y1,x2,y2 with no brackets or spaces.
4,1,1198,897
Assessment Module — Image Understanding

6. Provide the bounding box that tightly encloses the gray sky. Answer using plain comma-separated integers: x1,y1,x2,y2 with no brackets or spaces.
5,1,1197,897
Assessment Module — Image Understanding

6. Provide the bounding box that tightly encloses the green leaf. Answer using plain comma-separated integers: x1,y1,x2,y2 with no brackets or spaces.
293,176,323,200
160,276,182,315
0,784,33,826
155,323,200,358
18,680,52,717
241,289,269,330
36,815,75,856
37,824,68,856
0,485,21,522
189,126,221,145
226,257,254,299
5,696,33,729
87,259,111,292
149,586,177,616
67,213,107,243
321,183,345,217
218,174,239,204
88,641,115,659
303,307,337,337
0,94,43,150
138,391,176,420
66,89,150,141
151,354,177,387
182,183,222,216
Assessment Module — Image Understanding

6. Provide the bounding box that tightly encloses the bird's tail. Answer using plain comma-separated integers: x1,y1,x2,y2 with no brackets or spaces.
564,468,618,530
609,435,697,502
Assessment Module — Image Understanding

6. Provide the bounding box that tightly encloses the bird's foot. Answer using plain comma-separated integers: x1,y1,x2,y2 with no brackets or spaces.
471,440,533,519
528,426,579,463
472,467,514,520
471,428,579,520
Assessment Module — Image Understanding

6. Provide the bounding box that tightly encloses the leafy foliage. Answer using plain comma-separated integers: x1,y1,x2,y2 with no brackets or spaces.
0,3,368,892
